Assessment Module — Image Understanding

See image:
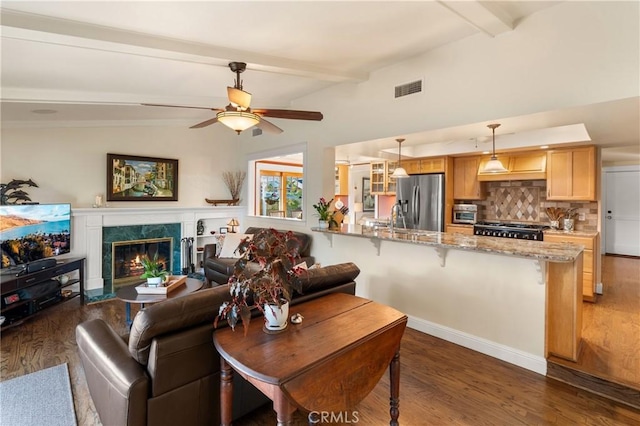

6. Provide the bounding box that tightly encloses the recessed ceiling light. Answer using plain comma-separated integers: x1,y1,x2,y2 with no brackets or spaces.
482,151,490,155
540,145,549,149
31,109,58,114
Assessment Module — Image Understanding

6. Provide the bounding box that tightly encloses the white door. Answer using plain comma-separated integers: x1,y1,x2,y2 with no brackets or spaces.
604,167,640,256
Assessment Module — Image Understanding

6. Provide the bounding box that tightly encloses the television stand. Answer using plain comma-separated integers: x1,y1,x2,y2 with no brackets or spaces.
0,257,85,329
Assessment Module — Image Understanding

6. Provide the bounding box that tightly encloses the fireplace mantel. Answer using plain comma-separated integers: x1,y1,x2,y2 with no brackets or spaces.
71,206,245,291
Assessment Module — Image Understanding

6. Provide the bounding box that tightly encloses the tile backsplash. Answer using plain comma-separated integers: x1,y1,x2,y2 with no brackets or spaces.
459,180,598,231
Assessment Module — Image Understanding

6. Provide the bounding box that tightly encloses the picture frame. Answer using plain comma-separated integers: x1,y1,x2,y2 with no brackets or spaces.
219,227,228,234
362,177,375,212
107,154,178,201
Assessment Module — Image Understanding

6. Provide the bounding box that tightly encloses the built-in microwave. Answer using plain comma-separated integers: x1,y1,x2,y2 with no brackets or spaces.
452,204,477,224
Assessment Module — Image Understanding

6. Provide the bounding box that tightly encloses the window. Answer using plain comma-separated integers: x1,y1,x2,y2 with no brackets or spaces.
259,170,303,218
248,144,305,221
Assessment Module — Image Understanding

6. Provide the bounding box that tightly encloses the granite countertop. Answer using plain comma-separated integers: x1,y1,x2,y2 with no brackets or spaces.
543,229,598,237
312,225,584,263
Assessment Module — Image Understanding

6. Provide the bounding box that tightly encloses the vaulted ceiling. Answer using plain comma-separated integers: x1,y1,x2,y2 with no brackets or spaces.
1,1,638,163
0,1,561,122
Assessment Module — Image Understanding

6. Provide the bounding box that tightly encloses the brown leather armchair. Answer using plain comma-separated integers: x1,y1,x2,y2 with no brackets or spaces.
76,262,360,426
203,227,315,286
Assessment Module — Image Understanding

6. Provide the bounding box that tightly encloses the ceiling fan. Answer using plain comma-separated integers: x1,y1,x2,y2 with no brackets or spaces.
143,62,323,134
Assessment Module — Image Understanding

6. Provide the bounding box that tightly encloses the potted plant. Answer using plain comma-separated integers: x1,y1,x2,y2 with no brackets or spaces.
139,253,169,286
215,228,306,335
313,197,335,229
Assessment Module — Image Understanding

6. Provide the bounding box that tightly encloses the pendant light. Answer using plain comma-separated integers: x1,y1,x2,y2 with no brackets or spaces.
390,138,409,179
482,123,508,173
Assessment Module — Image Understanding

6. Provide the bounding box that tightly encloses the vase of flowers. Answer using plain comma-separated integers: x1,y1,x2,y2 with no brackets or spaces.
313,197,335,228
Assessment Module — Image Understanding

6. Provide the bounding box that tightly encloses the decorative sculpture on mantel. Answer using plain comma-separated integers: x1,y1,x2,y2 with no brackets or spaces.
0,179,39,205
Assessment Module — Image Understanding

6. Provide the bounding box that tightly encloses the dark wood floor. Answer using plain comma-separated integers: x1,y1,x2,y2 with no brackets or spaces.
1,256,639,425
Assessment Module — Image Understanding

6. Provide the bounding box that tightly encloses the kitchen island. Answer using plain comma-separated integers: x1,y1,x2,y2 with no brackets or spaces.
311,225,584,374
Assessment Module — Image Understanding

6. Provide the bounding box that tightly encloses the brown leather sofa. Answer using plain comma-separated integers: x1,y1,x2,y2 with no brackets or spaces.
76,262,360,426
203,227,315,286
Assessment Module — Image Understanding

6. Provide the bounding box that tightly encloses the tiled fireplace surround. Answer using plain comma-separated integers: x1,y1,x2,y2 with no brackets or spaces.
71,207,244,292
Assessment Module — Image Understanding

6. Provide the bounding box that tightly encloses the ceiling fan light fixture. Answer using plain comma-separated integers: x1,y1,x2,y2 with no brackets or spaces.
390,138,410,179
217,111,260,134
482,123,508,173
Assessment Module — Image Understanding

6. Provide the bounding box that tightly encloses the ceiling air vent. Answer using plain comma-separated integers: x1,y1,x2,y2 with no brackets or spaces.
394,79,423,98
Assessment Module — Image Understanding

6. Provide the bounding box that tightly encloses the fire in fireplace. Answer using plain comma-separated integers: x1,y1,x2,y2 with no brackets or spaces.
112,237,173,287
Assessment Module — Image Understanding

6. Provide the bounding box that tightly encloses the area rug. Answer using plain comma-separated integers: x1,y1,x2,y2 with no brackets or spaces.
0,363,77,426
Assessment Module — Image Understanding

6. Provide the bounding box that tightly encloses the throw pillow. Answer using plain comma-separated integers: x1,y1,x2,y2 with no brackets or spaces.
219,233,253,258
213,235,226,257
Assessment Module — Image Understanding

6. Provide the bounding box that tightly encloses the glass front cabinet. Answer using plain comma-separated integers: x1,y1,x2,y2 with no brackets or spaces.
370,161,398,195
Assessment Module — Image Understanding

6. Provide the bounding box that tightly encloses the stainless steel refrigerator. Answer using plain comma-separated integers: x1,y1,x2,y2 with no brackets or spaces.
394,174,445,232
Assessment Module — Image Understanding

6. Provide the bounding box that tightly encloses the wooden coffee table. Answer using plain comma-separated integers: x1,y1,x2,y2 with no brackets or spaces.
116,277,203,327
213,293,408,426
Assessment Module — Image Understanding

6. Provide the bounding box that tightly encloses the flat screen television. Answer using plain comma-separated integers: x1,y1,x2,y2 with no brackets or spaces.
0,203,71,270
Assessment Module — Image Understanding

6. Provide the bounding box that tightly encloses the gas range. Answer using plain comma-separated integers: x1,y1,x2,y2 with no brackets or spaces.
473,221,546,241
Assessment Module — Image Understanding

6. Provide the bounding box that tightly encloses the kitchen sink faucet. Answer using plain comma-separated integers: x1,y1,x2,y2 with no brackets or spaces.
390,201,407,233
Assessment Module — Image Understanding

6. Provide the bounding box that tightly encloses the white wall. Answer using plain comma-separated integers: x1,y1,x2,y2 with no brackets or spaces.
313,233,547,373
1,125,241,207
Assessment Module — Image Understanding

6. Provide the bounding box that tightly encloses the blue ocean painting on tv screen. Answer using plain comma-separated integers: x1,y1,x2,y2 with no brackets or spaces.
0,204,71,267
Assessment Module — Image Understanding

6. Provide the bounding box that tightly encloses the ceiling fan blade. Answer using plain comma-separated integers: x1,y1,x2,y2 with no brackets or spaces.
253,109,323,121
256,118,284,134
227,87,252,109
190,117,219,129
142,103,221,111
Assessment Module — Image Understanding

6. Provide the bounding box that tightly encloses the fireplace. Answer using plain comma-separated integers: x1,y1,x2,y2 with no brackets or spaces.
112,237,173,287
72,207,244,292
101,222,182,291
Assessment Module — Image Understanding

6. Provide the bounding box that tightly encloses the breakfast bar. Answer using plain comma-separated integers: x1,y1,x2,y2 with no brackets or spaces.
312,225,584,371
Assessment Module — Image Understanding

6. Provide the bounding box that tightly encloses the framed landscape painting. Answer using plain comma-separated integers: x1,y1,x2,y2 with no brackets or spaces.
107,154,178,201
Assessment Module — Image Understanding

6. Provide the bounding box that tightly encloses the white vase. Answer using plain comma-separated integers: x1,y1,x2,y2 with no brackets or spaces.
146,276,163,287
318,220,329,229
263,301,289,331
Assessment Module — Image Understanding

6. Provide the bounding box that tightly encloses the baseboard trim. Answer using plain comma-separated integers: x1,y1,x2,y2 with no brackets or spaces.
407,316,547,376
604,253,640,259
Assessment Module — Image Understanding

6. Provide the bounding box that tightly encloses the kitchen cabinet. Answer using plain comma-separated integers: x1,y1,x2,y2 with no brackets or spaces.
546,146,596,201
453,156,484,200
402,157,446,175
477,151,546,181
335,164,349,196
370,161,397,195
445,224,474,235
508,152,547,179
402,159,422,175
544,232,600,301
420,157,446,173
